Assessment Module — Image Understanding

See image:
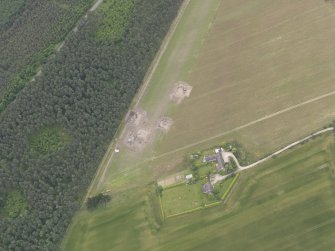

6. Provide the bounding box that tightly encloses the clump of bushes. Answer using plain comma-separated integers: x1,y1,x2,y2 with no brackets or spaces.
86,193,111,210
1,191,27,218
29,126,69,155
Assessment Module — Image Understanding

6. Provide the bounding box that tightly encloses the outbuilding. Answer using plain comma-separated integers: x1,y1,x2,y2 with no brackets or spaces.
202,182,213,194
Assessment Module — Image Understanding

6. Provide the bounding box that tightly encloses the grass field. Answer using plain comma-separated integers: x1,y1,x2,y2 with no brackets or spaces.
63,133,335,250
161,183,214,216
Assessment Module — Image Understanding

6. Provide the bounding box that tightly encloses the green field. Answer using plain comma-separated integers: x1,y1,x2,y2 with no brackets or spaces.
162,184,214,216
63,133,335,250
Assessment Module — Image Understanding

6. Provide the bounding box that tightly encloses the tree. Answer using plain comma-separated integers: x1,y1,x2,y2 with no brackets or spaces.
86,193,111,210
155,185,163,197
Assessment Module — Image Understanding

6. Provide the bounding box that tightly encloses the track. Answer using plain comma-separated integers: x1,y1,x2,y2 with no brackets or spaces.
211,127,334,184
151,90,335,161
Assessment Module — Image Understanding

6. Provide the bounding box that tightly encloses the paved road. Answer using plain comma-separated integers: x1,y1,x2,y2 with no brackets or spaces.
211,127,334,185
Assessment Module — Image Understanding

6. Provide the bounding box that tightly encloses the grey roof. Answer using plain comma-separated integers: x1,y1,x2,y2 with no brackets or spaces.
202,182,213,194
216,151,225,171
203,155,217,163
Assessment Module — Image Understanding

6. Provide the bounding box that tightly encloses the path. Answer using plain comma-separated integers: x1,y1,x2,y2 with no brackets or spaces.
151,90,335,161
211,127,334,185
89,0,104,11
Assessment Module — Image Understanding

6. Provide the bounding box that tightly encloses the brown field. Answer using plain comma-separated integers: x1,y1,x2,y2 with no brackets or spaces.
158,0,335,158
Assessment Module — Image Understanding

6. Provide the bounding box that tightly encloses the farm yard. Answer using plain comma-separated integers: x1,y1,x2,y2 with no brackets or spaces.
159,145,241,218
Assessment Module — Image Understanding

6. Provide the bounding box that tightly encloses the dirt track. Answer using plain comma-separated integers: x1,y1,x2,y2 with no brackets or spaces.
151,90,335,161
211,127,334,185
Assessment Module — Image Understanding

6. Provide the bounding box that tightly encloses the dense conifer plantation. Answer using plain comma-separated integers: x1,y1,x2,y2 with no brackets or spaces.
0,0,95,112
0,0,182,249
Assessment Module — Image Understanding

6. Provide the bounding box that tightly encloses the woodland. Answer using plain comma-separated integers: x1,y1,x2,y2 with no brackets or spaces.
0,0,183,249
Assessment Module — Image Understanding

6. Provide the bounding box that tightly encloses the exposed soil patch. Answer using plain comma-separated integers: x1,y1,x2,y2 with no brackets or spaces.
124,109,153,151
125,127,152,151
127,108,147,127
158,174,184,188
170,81,192,104
157,116,173,132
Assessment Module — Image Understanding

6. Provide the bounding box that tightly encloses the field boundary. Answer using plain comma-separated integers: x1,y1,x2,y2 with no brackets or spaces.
161,175,240,220
158,195,165,220
221,174,240,200
163,181,185,190
165,201,221,219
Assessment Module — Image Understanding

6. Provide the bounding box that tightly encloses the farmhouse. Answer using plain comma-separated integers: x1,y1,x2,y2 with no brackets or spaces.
203,148,225,171
203,155,217,163
216,148,225,171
